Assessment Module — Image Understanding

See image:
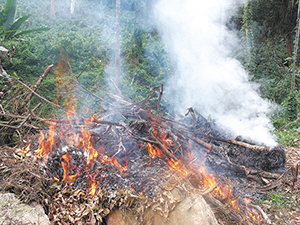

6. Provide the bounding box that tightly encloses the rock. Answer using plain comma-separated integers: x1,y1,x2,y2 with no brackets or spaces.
0,193,50,225
106,209,139,225
107,188,218,225
164,192,217,225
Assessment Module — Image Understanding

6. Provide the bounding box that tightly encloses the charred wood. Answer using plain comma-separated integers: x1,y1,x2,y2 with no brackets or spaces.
209,136,270,151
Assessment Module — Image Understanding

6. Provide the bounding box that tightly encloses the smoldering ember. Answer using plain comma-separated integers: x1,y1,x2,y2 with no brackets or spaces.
0,66,293,225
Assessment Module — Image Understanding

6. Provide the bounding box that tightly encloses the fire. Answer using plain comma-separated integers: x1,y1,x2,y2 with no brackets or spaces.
230,199,240,211
89,182,97,195
147,143,163,158
107,157,127,175
88,171,99,196
23,114,265,225
147,142,188,176
245,197,261,221
89,115,95,122
129,180,135,192
65,103,75,128
23,144,31,154
61,152,81,183
168,158,188,176
152,126,172,148
34,124,56,162
53,176,60,182
80,124,98,165
21,67,265,224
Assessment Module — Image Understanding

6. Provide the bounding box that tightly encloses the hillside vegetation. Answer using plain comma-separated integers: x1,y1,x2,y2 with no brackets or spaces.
1,0,300,146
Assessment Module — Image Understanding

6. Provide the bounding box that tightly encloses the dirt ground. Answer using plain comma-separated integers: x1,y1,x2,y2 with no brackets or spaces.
262,146,300,225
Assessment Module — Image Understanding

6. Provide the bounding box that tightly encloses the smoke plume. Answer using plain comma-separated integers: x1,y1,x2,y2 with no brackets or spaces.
153,0,277,146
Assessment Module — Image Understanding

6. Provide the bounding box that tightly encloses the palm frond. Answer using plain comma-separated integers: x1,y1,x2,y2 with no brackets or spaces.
4,14,31,40
0,0,17,29
14,27,50,38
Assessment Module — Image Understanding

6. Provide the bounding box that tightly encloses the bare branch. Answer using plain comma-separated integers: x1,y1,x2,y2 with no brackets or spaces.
19,65,54,112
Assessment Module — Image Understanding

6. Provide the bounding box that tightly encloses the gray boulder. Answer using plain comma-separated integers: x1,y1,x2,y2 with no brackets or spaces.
0,193,50,225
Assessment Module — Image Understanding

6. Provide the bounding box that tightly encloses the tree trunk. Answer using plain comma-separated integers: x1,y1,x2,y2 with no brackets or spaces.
285,32,294,57
50,0,55,18
71,0,75,14
115,0,121,94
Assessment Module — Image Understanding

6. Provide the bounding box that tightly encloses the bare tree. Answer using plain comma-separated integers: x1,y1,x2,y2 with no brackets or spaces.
50,0,55,18
71,0,75,14
115,0,121,94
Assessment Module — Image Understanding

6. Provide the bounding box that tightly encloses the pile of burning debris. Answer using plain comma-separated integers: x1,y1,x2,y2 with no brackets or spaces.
0,65,290,224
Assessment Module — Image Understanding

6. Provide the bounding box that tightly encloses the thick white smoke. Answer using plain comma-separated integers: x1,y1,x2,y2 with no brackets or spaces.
153,0,277,146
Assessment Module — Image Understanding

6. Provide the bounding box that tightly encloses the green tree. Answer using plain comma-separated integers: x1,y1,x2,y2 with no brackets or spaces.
250,0,298,57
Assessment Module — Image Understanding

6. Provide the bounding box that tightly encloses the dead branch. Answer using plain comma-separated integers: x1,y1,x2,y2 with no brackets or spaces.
201,180,220,195
139,85,163,108
235,165,280,179
0,103,41,129
0,113,28,119
135,108,164,123
204,194,249,225
157,84,163,116
188,134,212,150
0,104,4,113
107,93,132,106
3,92,29,110
248,203,272,224
256,175,284,191
185,107,196,125
210,137,270,151
258,171,280,179
72,78,113,106
151,131,179,162
14,77,76,116
19,65,53,112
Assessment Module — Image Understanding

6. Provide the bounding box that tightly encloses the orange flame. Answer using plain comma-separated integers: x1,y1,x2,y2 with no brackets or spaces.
88,171,99,196
152,127,172,148
53,176,60,182
196,166,232,199
230,199,240,211
89,115,95,122
147,143,163,158
168,158,189,176
61,152,81,183
34,124,56,162
102,156,127,175
22,69,260,219
80,125,98,165
129,180,135,192
23,144,31,154
245,197,260,221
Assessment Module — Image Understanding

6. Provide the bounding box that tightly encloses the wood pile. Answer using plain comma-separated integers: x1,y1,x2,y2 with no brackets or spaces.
0,66,290,224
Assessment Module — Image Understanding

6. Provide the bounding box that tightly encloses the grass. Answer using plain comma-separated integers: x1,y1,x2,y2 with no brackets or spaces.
257,191,300,224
